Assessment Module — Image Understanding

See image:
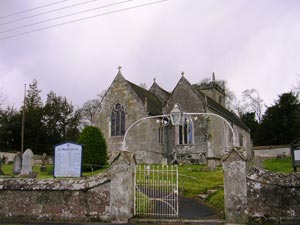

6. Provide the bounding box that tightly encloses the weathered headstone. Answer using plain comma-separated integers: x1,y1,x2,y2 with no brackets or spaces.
40,153,47,172
13,152,22,175
0,156,4,175
20,149,33,175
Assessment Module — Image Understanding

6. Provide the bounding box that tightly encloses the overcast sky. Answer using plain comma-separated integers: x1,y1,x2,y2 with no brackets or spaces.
1,0,300,110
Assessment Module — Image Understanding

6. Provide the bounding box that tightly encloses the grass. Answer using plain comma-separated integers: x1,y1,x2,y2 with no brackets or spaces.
178,165,223,197
178,164,224,213
263,157,293,173
135,164,225,214
1,164,107,178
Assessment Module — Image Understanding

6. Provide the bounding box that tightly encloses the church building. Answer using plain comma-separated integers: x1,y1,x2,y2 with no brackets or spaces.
96,68,251,166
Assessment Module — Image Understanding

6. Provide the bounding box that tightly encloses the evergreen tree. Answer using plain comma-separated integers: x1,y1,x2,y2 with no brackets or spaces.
77,126,107,171
23,79,47,153
241,112,259,145
256,92,300,145
43,91,81,152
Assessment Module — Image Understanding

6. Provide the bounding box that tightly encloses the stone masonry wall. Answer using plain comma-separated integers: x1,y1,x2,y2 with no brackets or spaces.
247,167,300,224
97,74,165,164
164,77,208,164
0,171,111,222
0,151,135,223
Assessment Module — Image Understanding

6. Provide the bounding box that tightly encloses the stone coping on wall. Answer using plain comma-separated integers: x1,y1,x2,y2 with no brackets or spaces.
0,169,110,191
253,145,289,150
247,166,300,187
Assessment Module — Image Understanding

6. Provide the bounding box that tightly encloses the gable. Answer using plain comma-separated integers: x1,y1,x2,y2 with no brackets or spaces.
149,81,170,104
127,81,162,115
164,75,206,113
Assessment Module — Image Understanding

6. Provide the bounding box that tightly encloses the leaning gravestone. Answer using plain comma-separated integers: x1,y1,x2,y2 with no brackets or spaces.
13,152,22,175
0,156,4,175
20,149,33,175
40,153,47,172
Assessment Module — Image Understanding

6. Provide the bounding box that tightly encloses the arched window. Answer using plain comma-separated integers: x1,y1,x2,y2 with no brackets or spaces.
111,103,125,136
178,116,193,145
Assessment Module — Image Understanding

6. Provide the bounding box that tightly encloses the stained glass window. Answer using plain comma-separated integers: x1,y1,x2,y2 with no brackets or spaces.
111,103,125,136
178,116,193,145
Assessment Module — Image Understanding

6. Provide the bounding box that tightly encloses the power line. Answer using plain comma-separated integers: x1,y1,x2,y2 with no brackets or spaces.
0,0,100,26
0,0,68,20
0,0,168,41
0,0,135,34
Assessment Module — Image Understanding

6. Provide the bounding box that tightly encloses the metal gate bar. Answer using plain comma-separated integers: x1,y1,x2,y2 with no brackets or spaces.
134,164,178,218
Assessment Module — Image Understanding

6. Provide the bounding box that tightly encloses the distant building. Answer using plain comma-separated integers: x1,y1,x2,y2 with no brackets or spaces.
96,68,251,166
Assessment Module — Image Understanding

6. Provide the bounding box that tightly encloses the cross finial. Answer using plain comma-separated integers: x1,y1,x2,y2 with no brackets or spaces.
117,66,122,75
181,71,184,77
153,77,156,83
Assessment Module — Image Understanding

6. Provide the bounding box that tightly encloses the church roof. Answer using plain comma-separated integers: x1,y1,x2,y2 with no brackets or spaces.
149,80,170,104
193,85,249,131
127,81,163,115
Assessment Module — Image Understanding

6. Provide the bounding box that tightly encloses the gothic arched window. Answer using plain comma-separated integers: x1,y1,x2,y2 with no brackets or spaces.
111,103,125,136
178,116,193,145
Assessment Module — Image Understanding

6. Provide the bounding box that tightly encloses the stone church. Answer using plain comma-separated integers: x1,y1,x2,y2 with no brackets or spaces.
96,68,251,166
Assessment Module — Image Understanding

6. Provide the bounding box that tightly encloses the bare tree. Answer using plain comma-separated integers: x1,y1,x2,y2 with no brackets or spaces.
292,74,300,94
225,87,243,116
139,82,147,89
242,89,264,123
0,88,7,109
81,90,106,126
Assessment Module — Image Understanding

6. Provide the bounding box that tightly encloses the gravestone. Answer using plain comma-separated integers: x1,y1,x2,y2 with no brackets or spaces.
13,152,22,175
0,156,4,175
40,153,47,172
20,149,33,175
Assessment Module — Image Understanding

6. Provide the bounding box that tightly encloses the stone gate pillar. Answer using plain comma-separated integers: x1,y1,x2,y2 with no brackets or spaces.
109,151,136,223
222,147,248,224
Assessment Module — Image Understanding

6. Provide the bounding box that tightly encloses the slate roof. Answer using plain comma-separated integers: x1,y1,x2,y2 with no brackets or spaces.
193,84,249,131
127,81,163,115
149,82,171,105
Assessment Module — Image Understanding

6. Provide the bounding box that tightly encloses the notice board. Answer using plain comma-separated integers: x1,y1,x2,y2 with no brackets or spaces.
54,142,83,177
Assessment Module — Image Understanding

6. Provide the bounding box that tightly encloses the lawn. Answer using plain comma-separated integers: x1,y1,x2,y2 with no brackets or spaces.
178,164,224,212
262,157,293,173
1,164,107,178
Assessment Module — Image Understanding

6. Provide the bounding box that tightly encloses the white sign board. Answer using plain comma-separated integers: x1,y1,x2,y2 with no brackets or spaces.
54,142,83,177
294,149,300,161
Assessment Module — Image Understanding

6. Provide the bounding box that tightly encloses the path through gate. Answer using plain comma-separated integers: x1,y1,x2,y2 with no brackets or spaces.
134,164,178,218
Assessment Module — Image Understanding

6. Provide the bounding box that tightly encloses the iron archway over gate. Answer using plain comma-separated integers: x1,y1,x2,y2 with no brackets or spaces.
134,164,179,218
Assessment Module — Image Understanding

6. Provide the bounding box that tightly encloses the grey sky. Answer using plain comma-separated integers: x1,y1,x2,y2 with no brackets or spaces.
0,0,300,109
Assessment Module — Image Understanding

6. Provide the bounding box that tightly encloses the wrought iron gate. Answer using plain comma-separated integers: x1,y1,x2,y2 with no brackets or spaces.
134,164,178,218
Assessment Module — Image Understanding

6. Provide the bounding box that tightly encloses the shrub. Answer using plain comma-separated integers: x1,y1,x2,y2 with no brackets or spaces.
78,126,107,171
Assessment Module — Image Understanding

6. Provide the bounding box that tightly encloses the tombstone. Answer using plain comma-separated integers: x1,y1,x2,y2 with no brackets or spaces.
20,149,34,175
40,153,47,172
0,156,4,175
13,152,22,175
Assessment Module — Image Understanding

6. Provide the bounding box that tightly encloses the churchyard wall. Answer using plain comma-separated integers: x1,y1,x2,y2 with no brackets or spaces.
246,167,300,224
253,145,290,159
223,147,300,225
0,151,135,223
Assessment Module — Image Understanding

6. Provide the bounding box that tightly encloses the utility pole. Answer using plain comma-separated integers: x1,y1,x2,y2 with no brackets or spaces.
21,84,26,155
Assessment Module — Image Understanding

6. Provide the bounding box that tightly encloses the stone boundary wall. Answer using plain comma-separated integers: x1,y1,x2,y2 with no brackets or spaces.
0,151,135,223
253,146,290,159
247,167,300,224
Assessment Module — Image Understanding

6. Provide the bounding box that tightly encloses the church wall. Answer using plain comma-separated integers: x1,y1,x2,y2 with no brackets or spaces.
97,75,164,164
207,114,226,160
164,78,208,164
207,109,252,161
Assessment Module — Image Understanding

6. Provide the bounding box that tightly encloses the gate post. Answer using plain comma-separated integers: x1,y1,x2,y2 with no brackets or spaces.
109,151,136,223
222,147,248,224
